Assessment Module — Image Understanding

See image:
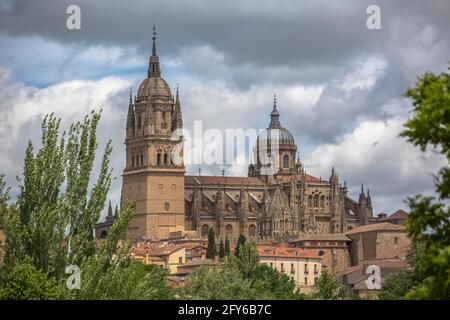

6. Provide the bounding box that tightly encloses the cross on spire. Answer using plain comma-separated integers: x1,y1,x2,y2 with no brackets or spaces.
152,25,157,56
269,93,281,128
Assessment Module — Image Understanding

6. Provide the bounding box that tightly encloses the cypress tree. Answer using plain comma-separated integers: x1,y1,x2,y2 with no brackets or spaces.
225,236,230,257
235,234,246,257
206,228,216,259
219,238,225,259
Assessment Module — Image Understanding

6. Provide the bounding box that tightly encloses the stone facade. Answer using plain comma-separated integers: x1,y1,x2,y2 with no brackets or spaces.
257,245,322,292
345,222,410,265
121,28,185,240
105,29,384,244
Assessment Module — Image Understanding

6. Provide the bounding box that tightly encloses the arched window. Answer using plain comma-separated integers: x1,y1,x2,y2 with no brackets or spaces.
249,225,256,238
283,154,289,168
308,195,313,207
225,225,233,239
157,153,161,166
285,219,289,230
201,224,209,238
140,154,144,167
164,153,168,165
138,116,142,128
320,195,325,208
314,194,319,208
131,156,135,168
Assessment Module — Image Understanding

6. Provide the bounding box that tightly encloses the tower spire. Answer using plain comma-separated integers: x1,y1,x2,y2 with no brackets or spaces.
269,93,281,128
152,25,157,56
148,25,161,77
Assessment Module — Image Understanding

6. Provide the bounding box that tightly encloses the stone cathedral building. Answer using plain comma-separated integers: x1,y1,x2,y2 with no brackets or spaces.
115,30,380,243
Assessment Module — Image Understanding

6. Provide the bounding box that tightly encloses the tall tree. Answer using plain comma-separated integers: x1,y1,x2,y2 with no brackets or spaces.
224,237,230,257
0,111,172,300
234,240,259,279
219,238,225,260
206,228,216,259
312,269,346,300
400,66,450,299
234,234,246,257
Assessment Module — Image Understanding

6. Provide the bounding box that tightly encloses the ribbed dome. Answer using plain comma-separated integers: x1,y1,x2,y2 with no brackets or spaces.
257,126,295,145
257,95,295,145
137,77,172,98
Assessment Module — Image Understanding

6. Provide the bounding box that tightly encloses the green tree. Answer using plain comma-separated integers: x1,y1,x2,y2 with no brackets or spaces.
0,262,62,300
234,234,246,257
224,237,230,257
379,270,419,300
252,264,304,300
0,175,9,229
206,228,216,259
312,269,346,300
179,264,256,300
219,238,225,260
400,66,450,299
233,240,259,278
0,111,173,300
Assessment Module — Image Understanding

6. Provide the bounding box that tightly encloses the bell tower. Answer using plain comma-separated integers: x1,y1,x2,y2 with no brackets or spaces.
121,26,185,240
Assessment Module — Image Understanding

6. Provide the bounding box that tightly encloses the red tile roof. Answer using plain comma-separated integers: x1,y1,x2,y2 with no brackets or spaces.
386,209,408,221
131,244,185,257
185,175,265,187
345,222,405,235
257,246,321,259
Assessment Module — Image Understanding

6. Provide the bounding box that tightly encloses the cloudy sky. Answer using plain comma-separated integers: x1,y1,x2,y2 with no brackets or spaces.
0,0,449,216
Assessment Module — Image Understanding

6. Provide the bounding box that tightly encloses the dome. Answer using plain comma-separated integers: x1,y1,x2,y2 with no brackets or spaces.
256,95,295,146
257,126,295,145
137,76,172,99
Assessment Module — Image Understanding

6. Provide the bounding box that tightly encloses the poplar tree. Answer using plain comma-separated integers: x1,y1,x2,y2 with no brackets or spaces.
0,111,172,299
234,234,246,257
219,238,225,259
224,237,230,257
206,228,216,259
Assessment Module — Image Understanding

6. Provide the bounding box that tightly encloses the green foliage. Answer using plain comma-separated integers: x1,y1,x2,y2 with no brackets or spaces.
234,234,246,257
0,262,62,300
251,264,304,300
224,237,230,257
233,240,259,278
181,240,304,300
312,270,346,300
219,238,225,259
206,228,216,259
0,174,9,229
179,264,256,300
400,66,450,299
0,111,173,300
379,270,419,300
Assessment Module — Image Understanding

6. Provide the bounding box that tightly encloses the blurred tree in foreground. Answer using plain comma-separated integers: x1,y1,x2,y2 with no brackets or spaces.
401,65,450,299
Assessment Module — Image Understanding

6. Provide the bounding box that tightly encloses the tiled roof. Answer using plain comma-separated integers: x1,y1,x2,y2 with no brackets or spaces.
386,209,408,221
290,234,351,242
279,174,328,184
184,243,207,250
257,246,321,259
185,175,265,187
131,244,185,257
345,222,405,235
180,259,217,267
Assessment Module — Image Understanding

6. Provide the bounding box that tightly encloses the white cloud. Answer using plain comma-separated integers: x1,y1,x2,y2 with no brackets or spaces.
0,67,130,217
340,56,386,92
304,116,445,213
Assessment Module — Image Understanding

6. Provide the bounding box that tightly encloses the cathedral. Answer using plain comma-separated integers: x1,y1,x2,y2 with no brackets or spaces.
114,29,380,243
